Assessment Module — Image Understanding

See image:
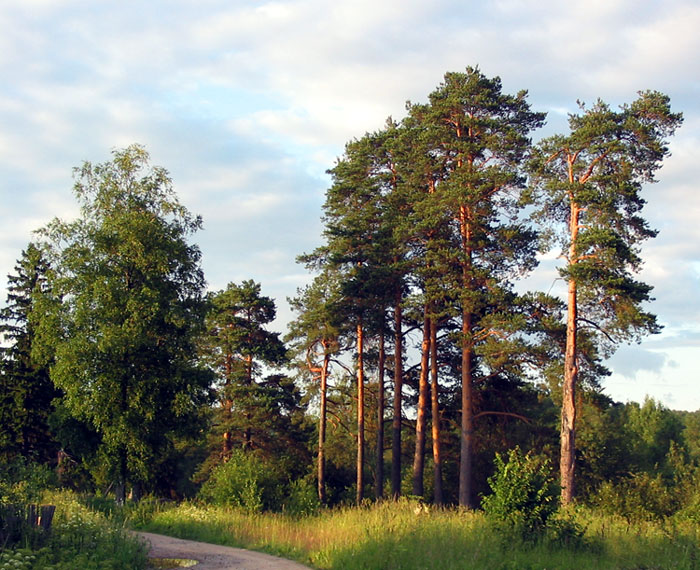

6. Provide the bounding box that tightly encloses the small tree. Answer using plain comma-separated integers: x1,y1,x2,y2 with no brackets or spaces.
482,447,559,539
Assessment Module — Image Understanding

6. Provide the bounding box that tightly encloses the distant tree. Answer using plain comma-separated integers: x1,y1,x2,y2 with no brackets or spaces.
624,397,685,473
201,280,292,459
286,271,344,503
34,144,212,504
528,91,682,504
0,243,59,463
681,410,700,463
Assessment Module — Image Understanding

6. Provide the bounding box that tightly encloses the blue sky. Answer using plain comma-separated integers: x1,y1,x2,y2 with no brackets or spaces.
1,0,699,410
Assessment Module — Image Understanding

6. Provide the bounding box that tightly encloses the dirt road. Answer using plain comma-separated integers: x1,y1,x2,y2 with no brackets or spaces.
136,531,313,570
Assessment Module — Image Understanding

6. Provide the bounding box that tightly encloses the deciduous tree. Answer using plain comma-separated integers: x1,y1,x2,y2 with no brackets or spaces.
34,144,212,504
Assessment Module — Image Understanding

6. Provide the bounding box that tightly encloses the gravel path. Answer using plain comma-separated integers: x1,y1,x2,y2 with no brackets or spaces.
135,531,313,570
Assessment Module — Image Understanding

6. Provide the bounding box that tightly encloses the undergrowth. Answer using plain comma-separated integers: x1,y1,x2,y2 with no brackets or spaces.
0,490,147,569
137,498,700,569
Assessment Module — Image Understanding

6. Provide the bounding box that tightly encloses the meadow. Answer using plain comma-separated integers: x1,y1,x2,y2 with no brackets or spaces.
136,498,700,569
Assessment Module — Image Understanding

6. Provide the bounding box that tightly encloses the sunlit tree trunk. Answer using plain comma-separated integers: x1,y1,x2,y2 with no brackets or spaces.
412,309,430,496
391,294,403,498
376,330,386,499
356,320,365,504
430,316,443,505
318,346,330,504
561,198,580,505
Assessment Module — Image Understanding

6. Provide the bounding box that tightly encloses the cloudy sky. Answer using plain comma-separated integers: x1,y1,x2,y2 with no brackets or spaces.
1,0,698,410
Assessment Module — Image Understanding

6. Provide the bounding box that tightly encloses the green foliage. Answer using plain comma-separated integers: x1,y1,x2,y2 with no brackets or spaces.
198,449,281,513
0,460,56,506
0,491,147,569
200,280,311,475
33,144,212,502
0,244,58,463
482,447,559,539
596,473,677,523
283,478,320,518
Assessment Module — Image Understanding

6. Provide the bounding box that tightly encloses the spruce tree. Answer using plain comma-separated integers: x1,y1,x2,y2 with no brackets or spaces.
0,243,58,463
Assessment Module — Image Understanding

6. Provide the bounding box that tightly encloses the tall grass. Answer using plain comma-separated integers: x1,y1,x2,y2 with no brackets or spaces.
138,498,700,569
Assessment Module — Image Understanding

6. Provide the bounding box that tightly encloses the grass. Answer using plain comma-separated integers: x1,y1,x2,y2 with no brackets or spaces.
136,498,700,569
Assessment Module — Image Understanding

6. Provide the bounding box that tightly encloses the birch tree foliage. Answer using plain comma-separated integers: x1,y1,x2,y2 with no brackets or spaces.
33,144,212,501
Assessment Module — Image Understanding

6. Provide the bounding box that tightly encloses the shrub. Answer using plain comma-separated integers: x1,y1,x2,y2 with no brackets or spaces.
283,478,320,517
0,460,56,506
596,472,677,523
482,447,559,540
198,450,281,513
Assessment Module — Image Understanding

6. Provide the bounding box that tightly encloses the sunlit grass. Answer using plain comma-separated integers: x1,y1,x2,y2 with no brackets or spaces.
138,498,700,569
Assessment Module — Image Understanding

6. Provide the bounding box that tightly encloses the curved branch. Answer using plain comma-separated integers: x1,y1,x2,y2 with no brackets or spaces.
577,317,615,343
473,411,531,424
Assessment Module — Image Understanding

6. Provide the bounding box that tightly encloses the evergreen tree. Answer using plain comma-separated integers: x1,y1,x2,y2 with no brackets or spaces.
201,280,293,461
0,243,58,463
407,68,545,506
528,91,682,504
305,126,409,503
287,271,345,503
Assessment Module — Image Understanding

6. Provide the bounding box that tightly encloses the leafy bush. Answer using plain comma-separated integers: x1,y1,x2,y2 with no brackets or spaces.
198,450,281,513
0,460,56,506
596,472,678,523
482,447,559,539
1,491,147,569
283,478,320,517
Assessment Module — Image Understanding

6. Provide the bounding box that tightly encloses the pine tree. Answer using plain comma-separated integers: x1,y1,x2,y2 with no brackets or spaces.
202,280,296,462
286,272,344,503
407,68,545,507
528,91,682,504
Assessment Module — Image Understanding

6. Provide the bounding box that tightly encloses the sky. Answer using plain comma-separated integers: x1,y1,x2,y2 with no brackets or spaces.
1,0,698,410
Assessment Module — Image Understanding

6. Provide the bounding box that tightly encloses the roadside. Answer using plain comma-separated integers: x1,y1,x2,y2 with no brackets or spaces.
136,531,313,570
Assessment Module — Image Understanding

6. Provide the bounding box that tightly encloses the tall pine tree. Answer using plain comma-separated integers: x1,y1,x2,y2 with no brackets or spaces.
528,91,682,504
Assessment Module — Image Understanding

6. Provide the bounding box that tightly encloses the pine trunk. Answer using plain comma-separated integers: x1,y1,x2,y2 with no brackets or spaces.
376,330,385,499
458,205,475,508
430,316,443,505
356,320,365,504
318,349,330,504
412,310,431,497
222,353,233,458
391,294,403,498
561,200,580,505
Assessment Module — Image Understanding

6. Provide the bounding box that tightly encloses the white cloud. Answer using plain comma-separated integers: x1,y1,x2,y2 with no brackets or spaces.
0,0,698,409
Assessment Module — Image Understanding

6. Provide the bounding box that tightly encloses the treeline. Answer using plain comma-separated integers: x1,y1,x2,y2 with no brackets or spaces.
0,67,693,519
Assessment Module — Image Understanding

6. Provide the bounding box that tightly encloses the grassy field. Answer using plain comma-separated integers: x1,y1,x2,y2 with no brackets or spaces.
137,499,700,569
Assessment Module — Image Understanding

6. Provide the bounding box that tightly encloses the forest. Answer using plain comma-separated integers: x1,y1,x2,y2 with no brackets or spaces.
1,67,698,568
